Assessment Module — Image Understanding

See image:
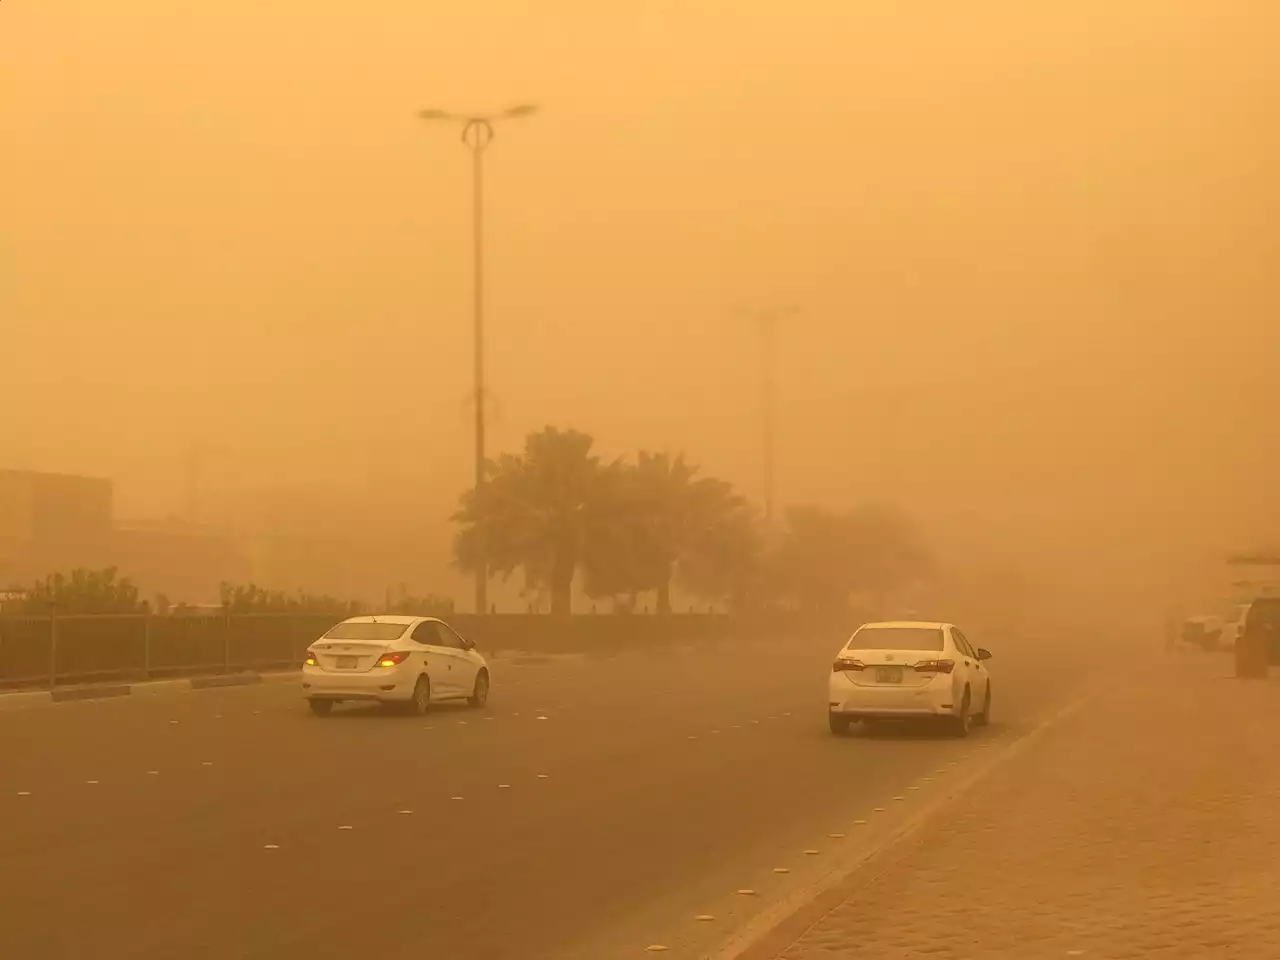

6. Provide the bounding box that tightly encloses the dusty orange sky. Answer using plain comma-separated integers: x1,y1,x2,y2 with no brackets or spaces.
4,1,1277,599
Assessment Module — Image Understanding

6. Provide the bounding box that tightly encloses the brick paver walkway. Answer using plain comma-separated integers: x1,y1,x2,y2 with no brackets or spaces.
774,657,1280,959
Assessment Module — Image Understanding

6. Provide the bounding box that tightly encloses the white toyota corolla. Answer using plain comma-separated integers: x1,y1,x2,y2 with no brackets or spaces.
828,621,992,736
302,615,490,716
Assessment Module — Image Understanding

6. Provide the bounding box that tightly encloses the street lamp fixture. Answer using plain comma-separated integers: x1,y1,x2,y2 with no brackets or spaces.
419,102,539,615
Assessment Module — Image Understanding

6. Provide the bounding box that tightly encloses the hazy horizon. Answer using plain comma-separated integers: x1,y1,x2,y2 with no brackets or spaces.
5,1,1277,604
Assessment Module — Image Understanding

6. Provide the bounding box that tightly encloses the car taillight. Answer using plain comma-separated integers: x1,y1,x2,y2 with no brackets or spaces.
832,659,866,673
304,649,319,666
914,659,955,674
376,651,408,668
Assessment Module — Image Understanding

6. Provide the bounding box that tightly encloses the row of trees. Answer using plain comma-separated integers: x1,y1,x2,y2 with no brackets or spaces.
452,426,933,616
4,428,931,619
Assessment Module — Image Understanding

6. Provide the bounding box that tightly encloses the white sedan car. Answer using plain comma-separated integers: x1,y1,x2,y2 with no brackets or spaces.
828,621,992,737
302,615,490,717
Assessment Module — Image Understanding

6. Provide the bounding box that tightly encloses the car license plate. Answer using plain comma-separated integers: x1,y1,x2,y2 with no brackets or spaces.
335,655,358,669
875,666,903,684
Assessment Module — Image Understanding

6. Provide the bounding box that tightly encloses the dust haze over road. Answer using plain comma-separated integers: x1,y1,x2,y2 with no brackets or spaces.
1,1,1277,957
0,615,1113,960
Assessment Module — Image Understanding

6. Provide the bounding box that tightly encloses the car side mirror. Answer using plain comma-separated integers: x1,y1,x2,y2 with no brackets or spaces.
462,638,476,651
976,648,992,661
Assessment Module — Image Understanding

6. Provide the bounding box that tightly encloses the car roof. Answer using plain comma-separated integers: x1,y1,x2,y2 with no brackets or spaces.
338,615,434,626
857,620,951,631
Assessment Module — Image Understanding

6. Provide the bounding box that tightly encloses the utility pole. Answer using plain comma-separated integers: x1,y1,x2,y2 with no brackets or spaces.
419,103,538,614
741,306,798,526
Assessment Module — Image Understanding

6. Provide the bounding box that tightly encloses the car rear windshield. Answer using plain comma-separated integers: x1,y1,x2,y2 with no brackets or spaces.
321,622,408,641
847,626,944,651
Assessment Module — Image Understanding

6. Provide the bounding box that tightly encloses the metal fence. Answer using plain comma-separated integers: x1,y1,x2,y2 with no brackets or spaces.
0,610,836,690
0,613,342,688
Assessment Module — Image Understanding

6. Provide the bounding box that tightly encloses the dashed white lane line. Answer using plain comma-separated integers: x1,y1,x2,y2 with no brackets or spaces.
803,849,820,856
645,946,669,953
451,796,465,801
536,774,549,779
736,889,756,897
828,832,846,839
772,867,790,875
695,915,716,923
86,780,99,785
263,844,280,850
147,770,159,776
201,761,213,767
498,784,511,789
17,791,31,796
338,825,354,831
397,810,414,815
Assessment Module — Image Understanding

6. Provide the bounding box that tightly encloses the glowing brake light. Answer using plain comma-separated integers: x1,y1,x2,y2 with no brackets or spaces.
914,659,955,674
832,658,866,673
376,651,409,668
304,649,319,666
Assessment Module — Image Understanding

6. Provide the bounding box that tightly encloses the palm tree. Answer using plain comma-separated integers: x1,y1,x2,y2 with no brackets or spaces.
452,427,605,616
626,452,748,614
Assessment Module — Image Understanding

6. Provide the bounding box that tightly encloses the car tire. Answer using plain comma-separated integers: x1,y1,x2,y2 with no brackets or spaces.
974,685,992,727
468,670,490,708
407,676,431,716
828,712,852,736
948,689,972,738
308,699,334,717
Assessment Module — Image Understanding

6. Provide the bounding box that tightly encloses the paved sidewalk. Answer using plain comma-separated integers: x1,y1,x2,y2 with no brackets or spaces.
769,657,1280,959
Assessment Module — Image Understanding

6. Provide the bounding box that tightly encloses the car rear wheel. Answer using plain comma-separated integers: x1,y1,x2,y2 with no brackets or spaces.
308,699,334,717
948,690,972,738
468,670,490,708
828,712,852,736
974,685,992,727
408,676,431,716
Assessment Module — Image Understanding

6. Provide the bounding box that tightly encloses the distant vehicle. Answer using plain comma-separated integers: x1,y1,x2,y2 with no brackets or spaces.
1180,616,1224,651
1243,598,1280,665
828,621,992,737
1222,604,1252,647
302,615,489,717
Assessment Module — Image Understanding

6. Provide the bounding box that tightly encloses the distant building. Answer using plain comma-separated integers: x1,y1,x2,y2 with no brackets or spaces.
0,469,114,584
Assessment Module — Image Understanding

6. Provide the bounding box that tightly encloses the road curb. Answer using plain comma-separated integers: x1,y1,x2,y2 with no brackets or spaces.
48,684,133,703
712,686,1107,960
189,672,263,690
0,670,299,711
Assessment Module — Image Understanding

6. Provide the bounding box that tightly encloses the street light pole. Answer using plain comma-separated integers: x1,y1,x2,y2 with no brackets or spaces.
741,306,798,526
419,104,537,615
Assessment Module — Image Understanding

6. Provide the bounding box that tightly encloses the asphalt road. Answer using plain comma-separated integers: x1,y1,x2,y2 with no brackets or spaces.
0,627,1095,959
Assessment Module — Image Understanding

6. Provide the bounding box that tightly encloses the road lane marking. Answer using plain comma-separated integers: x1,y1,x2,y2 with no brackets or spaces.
773,867,790,874
803,850,820,856
536,774,549,779
696,915,716,922
263,844,279,850
736,890,756,896
338,825,354,831
398,810,413,815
